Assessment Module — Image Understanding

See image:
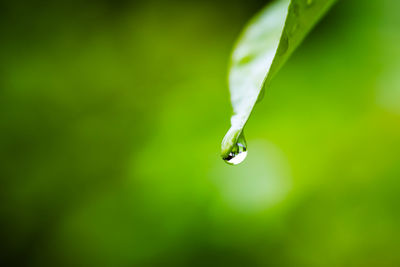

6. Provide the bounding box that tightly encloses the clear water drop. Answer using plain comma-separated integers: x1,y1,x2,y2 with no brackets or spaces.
306,0,313,6
291,3,300,16
288,23,298,36
256,88,265,103
223,132,248,165
278,34,289,55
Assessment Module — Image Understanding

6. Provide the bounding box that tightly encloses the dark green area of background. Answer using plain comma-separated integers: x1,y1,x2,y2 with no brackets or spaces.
1,0,400,266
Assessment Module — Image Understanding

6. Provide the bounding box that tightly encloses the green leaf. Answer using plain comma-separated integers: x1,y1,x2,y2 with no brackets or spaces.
221,0,337,159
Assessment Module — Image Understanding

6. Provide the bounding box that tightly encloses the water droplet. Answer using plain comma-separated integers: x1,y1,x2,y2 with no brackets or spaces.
287,3,300,37
256,88,265,103
291,3,300,16
306,0,313,6
287,23,298,36
278,34,289,55
223,132,247,165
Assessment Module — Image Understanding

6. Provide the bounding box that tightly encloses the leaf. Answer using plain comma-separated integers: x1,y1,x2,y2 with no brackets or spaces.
221,0,337,159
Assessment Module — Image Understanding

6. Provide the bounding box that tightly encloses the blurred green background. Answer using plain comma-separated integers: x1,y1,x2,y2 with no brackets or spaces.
1,0,400,266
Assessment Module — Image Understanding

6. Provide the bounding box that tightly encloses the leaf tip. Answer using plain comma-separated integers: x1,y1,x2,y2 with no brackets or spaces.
221,127,241,158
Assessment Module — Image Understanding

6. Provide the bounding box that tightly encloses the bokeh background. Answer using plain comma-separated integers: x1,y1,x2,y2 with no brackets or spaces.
1,0,400,266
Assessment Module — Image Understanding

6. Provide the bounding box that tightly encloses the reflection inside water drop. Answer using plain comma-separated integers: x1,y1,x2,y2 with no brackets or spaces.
224,149,247,165
223,133,248,165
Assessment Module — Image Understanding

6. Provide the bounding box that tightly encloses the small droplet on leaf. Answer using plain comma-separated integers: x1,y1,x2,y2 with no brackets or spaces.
292,3,300,16
256,88,265,103
278,34,289,55
288,23,298,36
